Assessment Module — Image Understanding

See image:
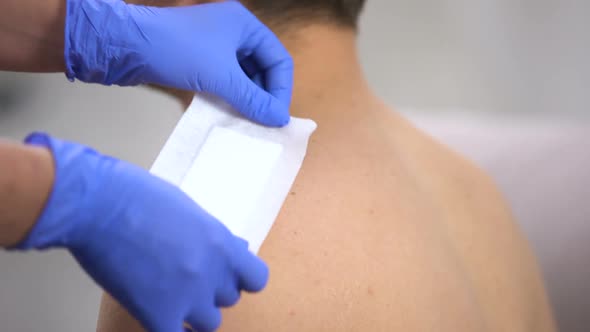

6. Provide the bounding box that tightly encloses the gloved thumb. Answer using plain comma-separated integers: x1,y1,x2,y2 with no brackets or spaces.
146,315,185,332
150,323,184,332
226,69,291,127
186,307,222,332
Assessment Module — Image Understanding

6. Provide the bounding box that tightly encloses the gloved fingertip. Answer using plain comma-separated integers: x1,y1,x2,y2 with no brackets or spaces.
186,308,221,332
232,66,291,127
255,102,290,128
251,260,270,292
281,114,292,126
273,105,291,127
267,111,291,128
236,237,250,250
239,255,270,293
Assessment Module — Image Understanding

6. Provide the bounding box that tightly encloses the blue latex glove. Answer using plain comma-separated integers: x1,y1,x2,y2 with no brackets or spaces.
16,133,269,332
65,0,293,127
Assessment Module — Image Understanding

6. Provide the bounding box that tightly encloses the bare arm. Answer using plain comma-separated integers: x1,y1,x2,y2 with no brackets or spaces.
0,0,66,72
0,140,54,247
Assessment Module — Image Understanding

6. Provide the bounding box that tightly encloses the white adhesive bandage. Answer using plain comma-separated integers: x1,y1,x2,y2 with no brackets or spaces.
150,95,317,254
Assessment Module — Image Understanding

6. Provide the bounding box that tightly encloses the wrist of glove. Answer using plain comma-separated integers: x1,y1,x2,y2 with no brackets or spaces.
64,0,293,127
64,0,145,86
16,132,269,332
13,133,99,250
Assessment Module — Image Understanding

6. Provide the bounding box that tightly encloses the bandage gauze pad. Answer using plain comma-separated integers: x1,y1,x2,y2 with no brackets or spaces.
150,95,317,254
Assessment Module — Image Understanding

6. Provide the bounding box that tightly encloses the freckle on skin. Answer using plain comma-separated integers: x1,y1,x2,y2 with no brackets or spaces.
290,191,296,196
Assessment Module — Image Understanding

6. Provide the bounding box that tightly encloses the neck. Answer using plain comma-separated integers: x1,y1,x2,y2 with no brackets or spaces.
279,25,375,120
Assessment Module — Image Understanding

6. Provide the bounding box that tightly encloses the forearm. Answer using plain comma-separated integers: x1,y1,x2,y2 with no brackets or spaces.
0,139,54,247
0,0,66,72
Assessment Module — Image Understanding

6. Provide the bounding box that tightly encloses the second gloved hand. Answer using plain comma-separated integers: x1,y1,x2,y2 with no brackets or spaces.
65,0,293,127
16,133,269,332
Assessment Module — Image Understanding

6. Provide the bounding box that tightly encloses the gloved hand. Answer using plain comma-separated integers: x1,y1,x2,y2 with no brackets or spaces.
65,0,293,127
16,133,269,332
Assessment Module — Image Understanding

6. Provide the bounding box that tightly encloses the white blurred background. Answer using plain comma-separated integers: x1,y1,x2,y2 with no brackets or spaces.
0,0,588,331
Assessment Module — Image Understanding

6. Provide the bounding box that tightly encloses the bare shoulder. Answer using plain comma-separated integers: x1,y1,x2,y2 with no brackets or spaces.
384,109,517,220
396,114,557,331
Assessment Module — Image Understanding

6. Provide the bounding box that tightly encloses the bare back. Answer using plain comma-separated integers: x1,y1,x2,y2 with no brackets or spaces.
217,97,556,331
97,94,555,332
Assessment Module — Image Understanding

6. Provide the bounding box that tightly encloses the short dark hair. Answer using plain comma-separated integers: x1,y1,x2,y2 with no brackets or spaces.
244,0,367,30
